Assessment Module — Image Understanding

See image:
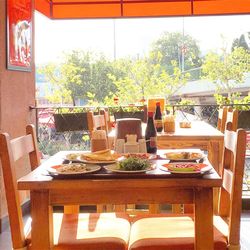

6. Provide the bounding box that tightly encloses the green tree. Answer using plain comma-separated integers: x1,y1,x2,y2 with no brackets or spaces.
39,50,117,105
107,53,190,105
231,32,250,52
202,47,250,103
150,32,201,78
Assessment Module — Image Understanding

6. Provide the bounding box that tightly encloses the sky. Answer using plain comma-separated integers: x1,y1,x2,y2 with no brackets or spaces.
35,12,250,65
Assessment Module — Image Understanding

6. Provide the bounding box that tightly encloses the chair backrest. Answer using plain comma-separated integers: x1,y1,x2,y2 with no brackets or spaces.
217,107,227,133
218,122,246,247
87,111,107,135
115,118,142,141
87,111,109,151
226,107,238,132
0,124,40,249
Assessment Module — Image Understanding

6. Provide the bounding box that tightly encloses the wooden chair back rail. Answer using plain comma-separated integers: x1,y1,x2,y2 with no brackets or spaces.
0,124,39,249
217,107,227,133
100,109,113,132
87,113,105,131
26,124,40,170
226,107,239,132
218,123,246,247
11,135,34,162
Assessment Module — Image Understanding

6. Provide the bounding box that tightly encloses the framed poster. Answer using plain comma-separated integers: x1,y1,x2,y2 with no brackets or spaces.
7,0,32,71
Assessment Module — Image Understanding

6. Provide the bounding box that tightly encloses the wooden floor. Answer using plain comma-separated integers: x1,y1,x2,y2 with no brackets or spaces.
1,211,250,249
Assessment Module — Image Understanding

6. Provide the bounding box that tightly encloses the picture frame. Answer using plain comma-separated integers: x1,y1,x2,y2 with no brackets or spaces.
6,0,32,71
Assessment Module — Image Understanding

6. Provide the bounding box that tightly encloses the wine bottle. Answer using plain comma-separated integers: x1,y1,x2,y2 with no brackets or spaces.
154,102,163,132
145,112,157,154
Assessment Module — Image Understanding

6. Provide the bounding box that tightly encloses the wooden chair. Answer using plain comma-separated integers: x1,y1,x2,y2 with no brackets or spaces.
128,123,246,250
87,110,110,151
0,124,130,250
217,106,228,133
226,107,238,132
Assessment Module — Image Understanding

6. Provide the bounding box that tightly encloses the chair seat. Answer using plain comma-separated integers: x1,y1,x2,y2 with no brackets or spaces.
25,213,130,250
54,212,130,250
129,214,228,250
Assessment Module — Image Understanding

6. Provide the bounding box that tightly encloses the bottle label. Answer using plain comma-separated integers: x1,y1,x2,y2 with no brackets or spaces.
150,137,157,147
154,119,163,129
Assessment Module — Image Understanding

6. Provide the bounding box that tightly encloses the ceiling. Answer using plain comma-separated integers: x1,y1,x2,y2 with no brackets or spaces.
35,0,250,19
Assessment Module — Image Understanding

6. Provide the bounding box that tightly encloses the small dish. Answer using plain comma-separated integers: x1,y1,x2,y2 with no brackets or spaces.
160,162,211,175
64,153,81,161
162,151,205,162
121,153,157,160
179,122,191,128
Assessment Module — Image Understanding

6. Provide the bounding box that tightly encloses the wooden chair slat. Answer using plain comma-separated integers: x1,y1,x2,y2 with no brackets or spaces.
222,169,233,195
11,135,34,162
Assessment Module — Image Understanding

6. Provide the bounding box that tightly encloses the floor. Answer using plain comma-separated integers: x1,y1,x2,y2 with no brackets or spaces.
1,210,250,249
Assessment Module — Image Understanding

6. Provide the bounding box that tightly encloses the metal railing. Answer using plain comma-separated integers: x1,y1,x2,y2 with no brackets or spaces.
30,103,250,193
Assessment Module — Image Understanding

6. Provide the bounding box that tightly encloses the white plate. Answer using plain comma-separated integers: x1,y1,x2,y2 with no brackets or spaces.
104,163,155,173
48,163,101,175
162,151,205,161
160,162,212,175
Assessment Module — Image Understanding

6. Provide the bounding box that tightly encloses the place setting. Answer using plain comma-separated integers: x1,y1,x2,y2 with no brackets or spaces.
104,156,156,174
158,161,213,177
159,150,206,163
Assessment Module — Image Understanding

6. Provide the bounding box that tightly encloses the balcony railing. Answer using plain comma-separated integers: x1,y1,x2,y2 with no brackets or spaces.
30,103,250,194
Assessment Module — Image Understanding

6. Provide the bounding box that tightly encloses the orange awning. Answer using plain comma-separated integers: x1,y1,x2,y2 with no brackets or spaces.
35,0,250,19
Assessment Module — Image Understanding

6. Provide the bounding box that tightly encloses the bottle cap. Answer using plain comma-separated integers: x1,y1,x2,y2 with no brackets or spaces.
156,102,160,106
148,111,154,117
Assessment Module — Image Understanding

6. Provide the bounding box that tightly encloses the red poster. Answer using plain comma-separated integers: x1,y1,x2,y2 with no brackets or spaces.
7,0,32,71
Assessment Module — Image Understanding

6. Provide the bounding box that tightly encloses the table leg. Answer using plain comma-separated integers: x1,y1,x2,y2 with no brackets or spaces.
31,190,53,250
194,188,213,250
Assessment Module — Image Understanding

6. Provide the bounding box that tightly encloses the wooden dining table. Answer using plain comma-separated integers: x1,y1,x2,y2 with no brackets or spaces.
18,151,222,250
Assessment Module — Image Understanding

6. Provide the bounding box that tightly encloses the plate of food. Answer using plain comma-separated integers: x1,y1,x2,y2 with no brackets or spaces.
104,157,155,173
48,163,101,175
121,153,157,160
162,151,205,162
78,149,120,164
64,153,81,161
160,162,212,175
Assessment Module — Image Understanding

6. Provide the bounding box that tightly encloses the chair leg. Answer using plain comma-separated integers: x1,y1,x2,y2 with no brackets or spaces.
172,204,182,213
114,205,126,212
149,204,160,214
64,205,79,214
96,205,105,213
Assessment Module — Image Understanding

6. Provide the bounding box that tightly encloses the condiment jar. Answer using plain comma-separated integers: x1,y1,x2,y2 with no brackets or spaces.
163,115,176,133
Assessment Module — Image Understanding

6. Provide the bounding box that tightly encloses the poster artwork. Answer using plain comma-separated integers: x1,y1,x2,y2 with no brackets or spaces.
7,0,32,71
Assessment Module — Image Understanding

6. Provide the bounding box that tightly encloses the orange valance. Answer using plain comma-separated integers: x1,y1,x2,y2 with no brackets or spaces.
35,0,250,19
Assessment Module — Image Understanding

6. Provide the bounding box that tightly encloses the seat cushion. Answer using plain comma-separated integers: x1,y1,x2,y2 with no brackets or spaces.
53,212,131,250
129,214,228,250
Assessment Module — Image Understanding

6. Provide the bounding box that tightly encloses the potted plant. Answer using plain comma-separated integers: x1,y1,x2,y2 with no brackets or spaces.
110,105,147,122
53,107,98,132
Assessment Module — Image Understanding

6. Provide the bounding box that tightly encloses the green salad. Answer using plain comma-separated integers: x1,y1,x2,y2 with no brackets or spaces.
118,157,150,171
